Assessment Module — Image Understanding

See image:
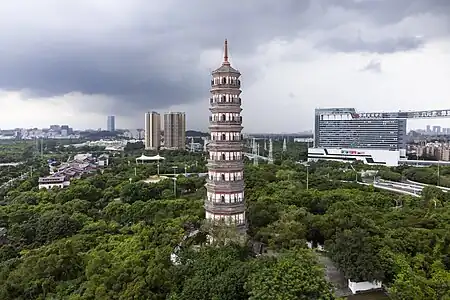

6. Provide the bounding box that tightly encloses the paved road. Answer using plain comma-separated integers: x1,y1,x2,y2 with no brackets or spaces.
373,180,422,197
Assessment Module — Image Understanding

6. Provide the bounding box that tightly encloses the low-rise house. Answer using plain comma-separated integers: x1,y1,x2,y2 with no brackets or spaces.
38,175,70,189
98,154,109,166
39,153,108,189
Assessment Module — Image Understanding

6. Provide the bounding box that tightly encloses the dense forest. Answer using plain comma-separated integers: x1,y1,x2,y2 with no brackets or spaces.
0,141,449,299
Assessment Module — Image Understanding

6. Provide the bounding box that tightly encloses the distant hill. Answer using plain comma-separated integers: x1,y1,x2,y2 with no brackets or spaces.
186,130,208,137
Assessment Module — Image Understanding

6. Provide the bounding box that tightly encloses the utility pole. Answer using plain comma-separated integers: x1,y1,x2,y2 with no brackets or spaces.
252,138,258,166
35,137,38,157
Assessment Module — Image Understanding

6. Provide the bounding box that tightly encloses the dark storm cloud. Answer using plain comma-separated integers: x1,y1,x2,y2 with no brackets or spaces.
0,0,448,115
0,0,313,114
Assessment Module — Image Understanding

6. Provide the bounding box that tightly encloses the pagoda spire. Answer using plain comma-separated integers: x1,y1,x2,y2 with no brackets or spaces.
223,39,230,65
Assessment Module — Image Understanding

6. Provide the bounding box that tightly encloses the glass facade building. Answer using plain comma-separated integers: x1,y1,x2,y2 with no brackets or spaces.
314,108,407,150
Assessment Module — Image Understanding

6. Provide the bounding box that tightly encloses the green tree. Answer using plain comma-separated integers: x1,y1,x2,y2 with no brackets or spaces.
245,249,336,300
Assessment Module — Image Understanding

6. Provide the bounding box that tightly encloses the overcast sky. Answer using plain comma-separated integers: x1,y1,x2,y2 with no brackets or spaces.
0,0,449,132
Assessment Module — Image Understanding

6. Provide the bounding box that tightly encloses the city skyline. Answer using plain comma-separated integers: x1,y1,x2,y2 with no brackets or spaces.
0,1,449,132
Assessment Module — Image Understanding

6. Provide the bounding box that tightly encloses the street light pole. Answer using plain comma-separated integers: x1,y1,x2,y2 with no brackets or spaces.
306,163,309,190
350,164,358,183
437,161,440,186
172,166,178,196
173,178,177,197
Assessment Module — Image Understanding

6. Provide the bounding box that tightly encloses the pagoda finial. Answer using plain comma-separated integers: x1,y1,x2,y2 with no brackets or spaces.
223,39,230,65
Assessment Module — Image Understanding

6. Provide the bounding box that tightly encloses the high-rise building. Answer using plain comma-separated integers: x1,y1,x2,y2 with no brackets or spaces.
144,112,161,150
107,116,116,132
313,108,407,150
309,108,407,166
205,39,246,237
432,125,441,134
163,112,186,149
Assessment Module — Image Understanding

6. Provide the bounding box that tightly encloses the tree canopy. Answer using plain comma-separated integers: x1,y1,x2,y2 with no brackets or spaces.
0,140,450,299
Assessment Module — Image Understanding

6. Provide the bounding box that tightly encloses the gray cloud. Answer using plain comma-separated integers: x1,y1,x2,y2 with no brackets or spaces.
318,35,426,54
360,59,382,73
0,0,448,116
329,0,450,24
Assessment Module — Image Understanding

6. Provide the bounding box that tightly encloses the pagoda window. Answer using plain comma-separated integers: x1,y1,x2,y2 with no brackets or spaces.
221,133,226,140
222,153,226,160
221,195,225,202
221,114,226,121
221,174,225,181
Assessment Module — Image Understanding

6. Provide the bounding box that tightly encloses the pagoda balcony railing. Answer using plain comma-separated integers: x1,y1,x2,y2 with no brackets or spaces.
210,83,241,89
207,143,244,152
204,201,245,213
209,116,242,123
209,98,241,105
208,139,243,144
205,179,245,191
207,160,244,169
209,120,242,126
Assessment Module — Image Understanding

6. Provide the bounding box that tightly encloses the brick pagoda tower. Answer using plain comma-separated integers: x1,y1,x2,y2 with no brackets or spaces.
205,39,246,236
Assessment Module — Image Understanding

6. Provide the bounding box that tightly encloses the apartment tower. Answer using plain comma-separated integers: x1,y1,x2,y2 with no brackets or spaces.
205,39,246,237
106,115,115,132
163,112,186,149
144,111,161,150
